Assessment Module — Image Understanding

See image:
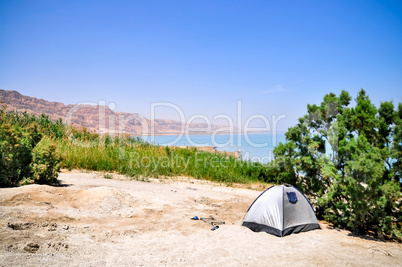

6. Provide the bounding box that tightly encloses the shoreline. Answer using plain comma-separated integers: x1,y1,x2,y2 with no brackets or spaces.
132,131,286,137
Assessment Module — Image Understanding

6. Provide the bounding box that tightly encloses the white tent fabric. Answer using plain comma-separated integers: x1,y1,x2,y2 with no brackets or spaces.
242,184,320,237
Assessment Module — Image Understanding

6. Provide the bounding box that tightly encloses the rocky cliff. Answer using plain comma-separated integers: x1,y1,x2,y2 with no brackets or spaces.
0,89,223,135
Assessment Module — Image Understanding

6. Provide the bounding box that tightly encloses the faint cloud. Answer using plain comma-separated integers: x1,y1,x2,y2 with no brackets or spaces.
262,84,288,94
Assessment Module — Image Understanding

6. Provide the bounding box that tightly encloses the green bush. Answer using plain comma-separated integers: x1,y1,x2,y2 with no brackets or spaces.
29,137,62,185
0,122,38,186
270,90,402,241
0,106,62,186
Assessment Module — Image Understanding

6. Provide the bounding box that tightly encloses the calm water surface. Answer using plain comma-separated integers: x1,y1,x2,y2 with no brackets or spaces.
142,133,286,164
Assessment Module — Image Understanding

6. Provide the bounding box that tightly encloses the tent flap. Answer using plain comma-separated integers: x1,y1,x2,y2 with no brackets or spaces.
242,221,282,237
282,223,320,236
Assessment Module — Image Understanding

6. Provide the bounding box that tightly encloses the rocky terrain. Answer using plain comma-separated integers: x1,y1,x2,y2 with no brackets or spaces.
0,89,225,135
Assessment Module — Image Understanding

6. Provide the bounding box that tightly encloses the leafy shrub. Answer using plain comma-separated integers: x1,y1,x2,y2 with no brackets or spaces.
0,106,62,186
29,137,62,185
0,119,40,186
270,90,402,241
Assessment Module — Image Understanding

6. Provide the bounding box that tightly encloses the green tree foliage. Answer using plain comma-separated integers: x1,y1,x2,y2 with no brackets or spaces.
29,137,62,184
270,89,402,240
0,106,62,186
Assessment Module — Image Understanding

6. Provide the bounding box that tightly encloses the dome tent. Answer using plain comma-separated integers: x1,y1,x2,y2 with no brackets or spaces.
242,184,320,237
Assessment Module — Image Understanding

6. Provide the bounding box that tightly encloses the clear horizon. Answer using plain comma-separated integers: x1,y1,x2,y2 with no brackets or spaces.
1,0,401,132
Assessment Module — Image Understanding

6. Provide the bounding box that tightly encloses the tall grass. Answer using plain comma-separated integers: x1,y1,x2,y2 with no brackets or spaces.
59,136,268,184
2,108,272,185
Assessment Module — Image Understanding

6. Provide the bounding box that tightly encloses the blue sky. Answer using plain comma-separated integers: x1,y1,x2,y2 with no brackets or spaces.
0,0,401,131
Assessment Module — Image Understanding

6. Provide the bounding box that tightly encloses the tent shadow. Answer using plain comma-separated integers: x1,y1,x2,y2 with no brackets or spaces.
326,226,341,232
48,179,73,187
51,183,73,187
323,222,387,243
347,232,386,243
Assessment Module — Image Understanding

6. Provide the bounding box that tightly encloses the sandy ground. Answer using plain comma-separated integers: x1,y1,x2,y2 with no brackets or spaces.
0,171,401,266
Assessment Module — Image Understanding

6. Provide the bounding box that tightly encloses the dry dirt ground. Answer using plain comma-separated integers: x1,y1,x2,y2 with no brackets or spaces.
0,171,401,266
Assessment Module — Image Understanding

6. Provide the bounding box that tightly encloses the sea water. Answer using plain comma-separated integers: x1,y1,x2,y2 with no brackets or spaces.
143,133,287,164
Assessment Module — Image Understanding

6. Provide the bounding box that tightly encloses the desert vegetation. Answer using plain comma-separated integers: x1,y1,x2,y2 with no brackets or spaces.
0,108,62,186
0,104,265,186
1,89,401,241
265,89,402,241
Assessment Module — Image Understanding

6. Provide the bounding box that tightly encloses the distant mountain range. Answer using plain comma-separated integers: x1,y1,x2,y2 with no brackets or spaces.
0,89,228,136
